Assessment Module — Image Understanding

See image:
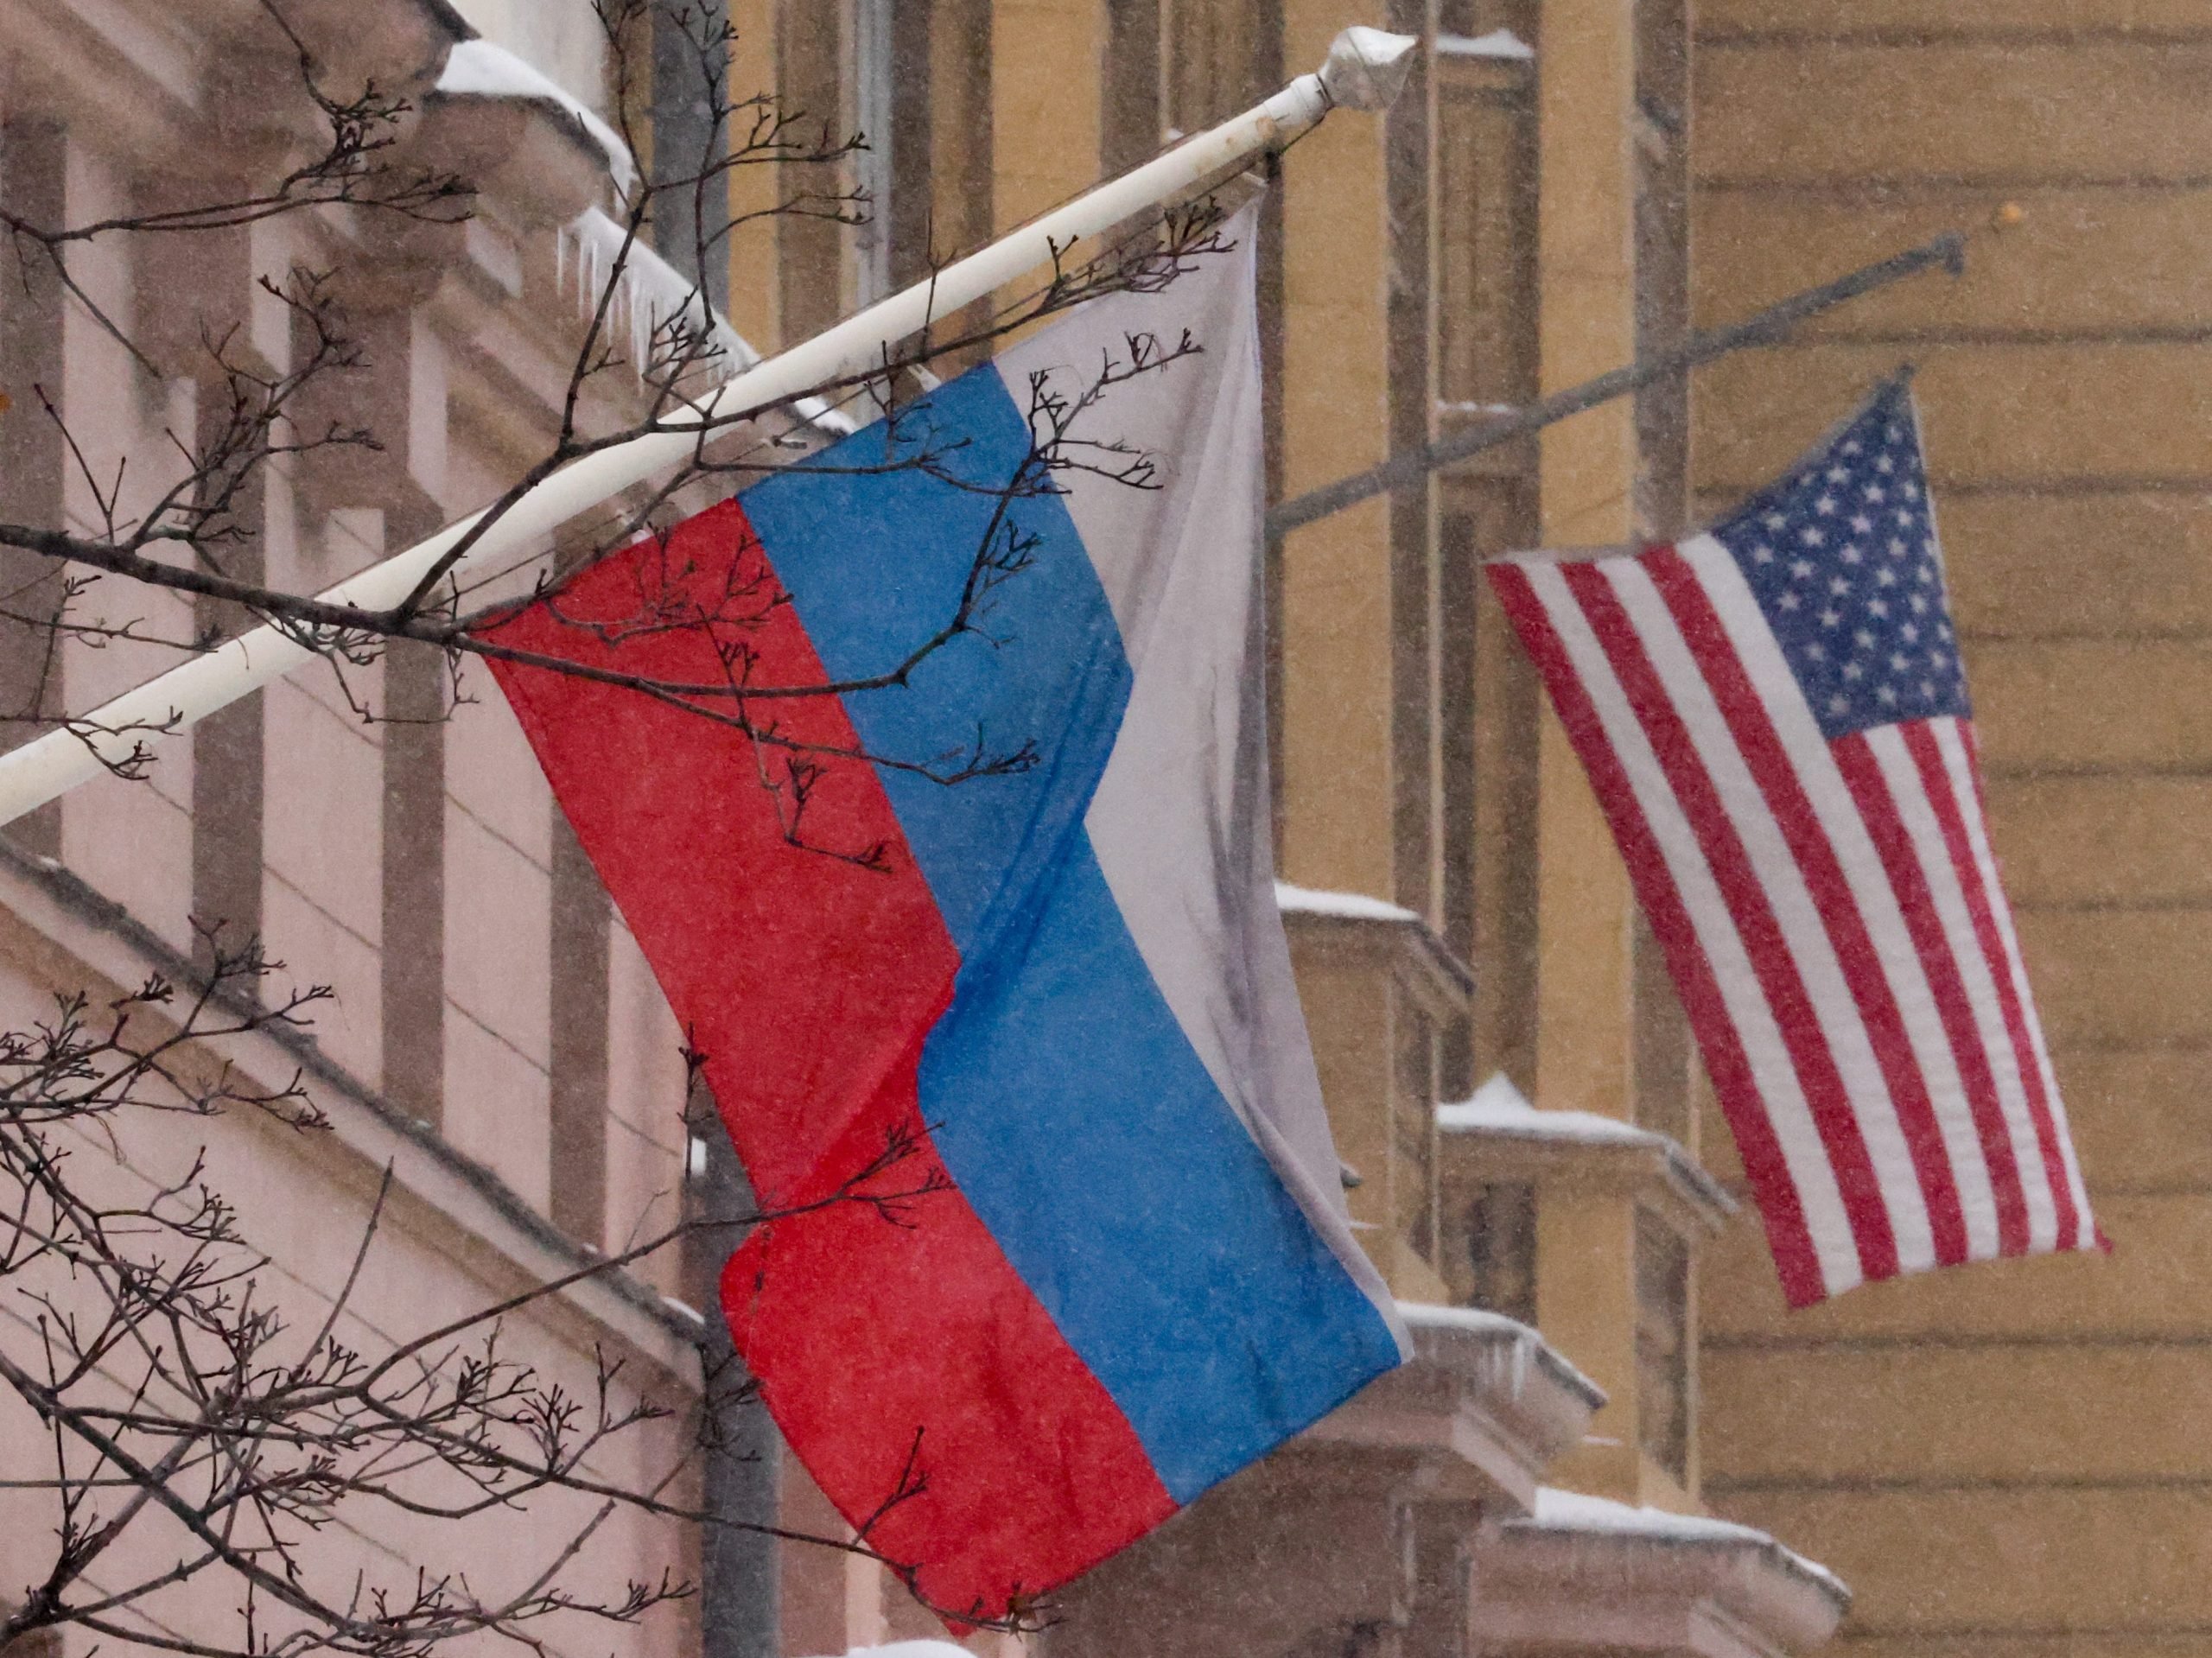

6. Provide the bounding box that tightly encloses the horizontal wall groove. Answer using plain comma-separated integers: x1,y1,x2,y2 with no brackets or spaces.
1698,27,2212,49
2012,898,2212,916
1822,1636,2212,1653
1701,479,2212,503
1708,327,2212,348
1962,629,2212,645
1710,1472,2212,1496
1707,1331,2212,1354
1698,175,2212,198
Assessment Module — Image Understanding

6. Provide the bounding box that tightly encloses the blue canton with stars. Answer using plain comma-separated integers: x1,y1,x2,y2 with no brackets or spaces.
1707,379,1969,741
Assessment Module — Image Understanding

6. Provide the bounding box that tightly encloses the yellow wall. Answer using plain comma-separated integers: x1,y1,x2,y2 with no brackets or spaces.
1692,3,2212,1648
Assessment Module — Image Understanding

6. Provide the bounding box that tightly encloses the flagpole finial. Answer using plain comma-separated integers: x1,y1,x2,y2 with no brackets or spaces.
1319,27,1420,111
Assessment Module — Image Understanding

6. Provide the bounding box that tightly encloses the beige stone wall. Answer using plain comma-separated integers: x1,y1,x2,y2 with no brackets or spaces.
1691,4,2212,1650
0,4,699,1654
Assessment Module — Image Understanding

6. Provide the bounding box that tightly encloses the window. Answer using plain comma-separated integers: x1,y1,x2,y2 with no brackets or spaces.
1462,1182,1537,1324
1632,0,1690,541
1430,3,1541,1091
1630,0,1697,1141
1395,1002,1441,1267
1634,1207,1692,1482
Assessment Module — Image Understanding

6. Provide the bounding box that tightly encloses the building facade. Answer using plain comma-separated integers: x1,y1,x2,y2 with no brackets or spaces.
10,4,2158,1658
1689,4,2212,1654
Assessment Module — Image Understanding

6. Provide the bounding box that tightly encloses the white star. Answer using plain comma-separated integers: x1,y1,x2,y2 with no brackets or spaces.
1886,422,1904,441
1876,568,1898,588
1802,526,1827,546
1778,590,1801,611
1842,544,1864,564
1843,659,1864,681
1909,593,1929,613
1791,558,1815,580
1830,693,1851,714
1891,651,1910,671
1903,481,1922,500
1902,622,1921,643
1921,679,1936,698
1851,514,1873,533
1816,494,1838,515
1843,440,1864,456
1876,454,1896,474
1929,649,1948,670
1878,683,1899,706
1869,598,1891,618
1919,566,1936,585
1897,508,1916,527
1939,621,1954,640
1827,466,1849,483
1805,641,1826,661
1831,576,1853,596
1752,543,1776,563
1821,608,1842,628
1888,537,1909,557
1764,511,1788,530
1865,484,1888,503
1855,627,1877,649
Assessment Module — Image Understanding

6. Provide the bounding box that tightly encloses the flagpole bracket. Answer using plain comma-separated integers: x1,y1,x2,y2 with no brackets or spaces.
1318,28,1421,113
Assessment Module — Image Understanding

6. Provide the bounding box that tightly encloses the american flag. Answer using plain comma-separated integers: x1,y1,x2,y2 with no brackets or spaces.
1489,380,2101,1305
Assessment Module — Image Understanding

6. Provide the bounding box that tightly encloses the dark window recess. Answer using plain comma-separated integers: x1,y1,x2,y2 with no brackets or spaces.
1395,1003,1440,1267
1631,0,1690,541
1431,10,1540,1092
0,118,68,856
1635,1207,1692,1482
1462,1182,1537,1326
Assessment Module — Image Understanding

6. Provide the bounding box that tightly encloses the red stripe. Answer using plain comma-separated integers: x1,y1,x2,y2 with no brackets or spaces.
1900,721,2082,1252
1958,725,2101,1253
1643,550,1971,1265
1829,732,2032,1255
1487,562,1827,1305
479,499,1174,1619
1560,561,1899,1285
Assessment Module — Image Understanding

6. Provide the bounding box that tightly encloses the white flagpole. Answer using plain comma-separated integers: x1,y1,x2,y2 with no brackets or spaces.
0,27,1415,829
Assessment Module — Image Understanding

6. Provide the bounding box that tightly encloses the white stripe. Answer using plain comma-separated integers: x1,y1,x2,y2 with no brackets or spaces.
1527,563,1863,1297
1605,558,1939,1272
1864,725,2062,1249
1675,537,2003,1259
1014,207,1408,1350
1929,721,2096,1249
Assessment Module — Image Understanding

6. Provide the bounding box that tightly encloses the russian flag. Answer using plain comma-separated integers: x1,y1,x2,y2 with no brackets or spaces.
480,205,1407,1621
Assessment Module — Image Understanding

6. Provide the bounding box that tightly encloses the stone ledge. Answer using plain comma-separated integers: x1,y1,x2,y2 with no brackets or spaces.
1437,1071,1736,1238
1471,1487,1850,1658
1298,1301,1604,1514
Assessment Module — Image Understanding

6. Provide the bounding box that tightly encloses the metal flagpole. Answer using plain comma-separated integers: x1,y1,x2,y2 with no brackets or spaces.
0,26,1420,830
1264,230,1969,540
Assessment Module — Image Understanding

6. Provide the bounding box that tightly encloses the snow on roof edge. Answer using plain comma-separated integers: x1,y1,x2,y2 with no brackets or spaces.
436,39,639,195
1395,1300,1605,1406
1436,1071,1664,1148
1520,1488,1851,1603
1274,880,1420,924
1436,29,1535,60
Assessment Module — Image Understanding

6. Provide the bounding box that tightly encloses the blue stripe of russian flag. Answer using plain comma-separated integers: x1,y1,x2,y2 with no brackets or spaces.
741,358,1402,1502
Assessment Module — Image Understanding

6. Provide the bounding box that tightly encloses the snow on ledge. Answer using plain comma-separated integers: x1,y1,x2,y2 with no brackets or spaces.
1522,1488,1850,1603
1396,1299,1539,1342
1435,29,1535,60
556,207,856,435
1436,1071,1665,1149
1396,1300,1605,1407
437,39,639,195
1274,880,1419,924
